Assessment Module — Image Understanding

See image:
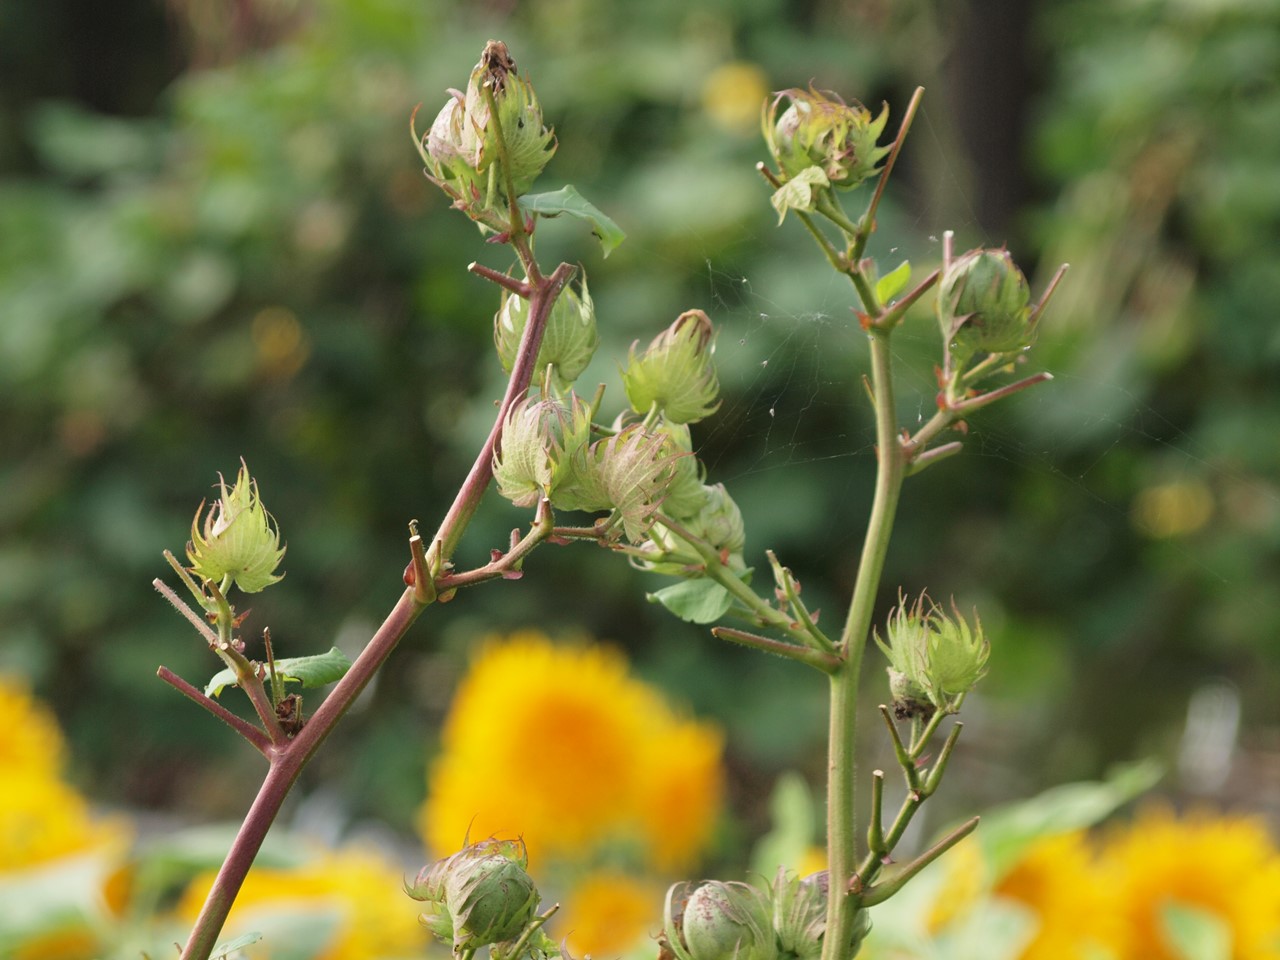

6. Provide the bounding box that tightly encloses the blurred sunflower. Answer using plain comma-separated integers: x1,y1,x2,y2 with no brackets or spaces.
0,774,123,872
176,846,427,960
560,870,662,957
993,831,1118,960
0,676,68,779
419,631,724,870
1098,807,1280,960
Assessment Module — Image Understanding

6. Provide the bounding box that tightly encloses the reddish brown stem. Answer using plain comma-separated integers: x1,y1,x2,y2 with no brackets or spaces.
157,666,273,757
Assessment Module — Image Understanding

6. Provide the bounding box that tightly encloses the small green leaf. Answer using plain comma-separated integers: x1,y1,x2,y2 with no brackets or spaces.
647,578,733,624
1161,903,1231,960
204,647,352,698
518,185,625,257
875,260,912,303
770,166,829,224
212,933,263,960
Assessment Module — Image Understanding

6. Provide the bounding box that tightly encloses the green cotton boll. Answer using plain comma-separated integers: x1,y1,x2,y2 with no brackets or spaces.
764,87,892,191
937,248,1034,361
186,460,285,594
654,421,708,521
674,881,777,960
494,276,598,393
623,309,721,425
416,40,555,220
876,592,989,716
561,424,680,542
446,853,540,950
771,869,872,960
682,483,746,555
492,394,592,508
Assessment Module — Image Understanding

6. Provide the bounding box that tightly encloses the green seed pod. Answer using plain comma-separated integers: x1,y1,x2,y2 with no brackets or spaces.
623,310,721,425
495,276,598,393
186,460,285,594
417,40,555,219
654,421,707,521
682,483,746,556
764,87,891,191
492,394,592,508
771,869,871,960
875,592,989,716
558,423,680,542
937,248,1034,365
407,839,537,951
663,880,777,960
445,852,539,949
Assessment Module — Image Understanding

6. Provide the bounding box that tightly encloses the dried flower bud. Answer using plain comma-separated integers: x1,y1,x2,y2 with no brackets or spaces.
186,460,285,594
557,423,680,543
416,40,555,221
662,880,777,960
623,310,720,425
407,839,539,951
771,870,870,960
875,592,989,716
764,87,891,191
495,276,598,393
937,248,1034,366
492,394,592,508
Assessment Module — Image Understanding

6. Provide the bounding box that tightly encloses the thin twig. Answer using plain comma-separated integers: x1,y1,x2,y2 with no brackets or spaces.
153,578,217,644
158,666,272,757
711,626,841,674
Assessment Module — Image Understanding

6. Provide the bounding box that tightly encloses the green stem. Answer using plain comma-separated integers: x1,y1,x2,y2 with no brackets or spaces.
824,326,906,960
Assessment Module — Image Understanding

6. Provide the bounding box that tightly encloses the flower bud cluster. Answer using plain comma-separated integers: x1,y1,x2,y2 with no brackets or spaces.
417,40,555,223
936,248,1035,368
875,592,989,717
495,276,598,394
186,460,285,594
661,870,870,960
492,305,735,552
406,839,541,953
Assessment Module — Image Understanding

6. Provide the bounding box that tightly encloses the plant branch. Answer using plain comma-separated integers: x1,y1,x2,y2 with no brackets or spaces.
153,577,217,644
435,497,555,590
157,666,273,757
825,329,908,960
858,816,979,907
711,627,841,673
430,261,576,562
853,86,924,265
179,586,427,960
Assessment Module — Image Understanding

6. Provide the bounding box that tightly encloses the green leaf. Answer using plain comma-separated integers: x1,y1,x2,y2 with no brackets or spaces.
212,933,263,960
518,185,625,257
647,577,733,624
769,166,829,224
875,260,912,303
204,646,352,698
1161,903,1231,960
977,759,1162,876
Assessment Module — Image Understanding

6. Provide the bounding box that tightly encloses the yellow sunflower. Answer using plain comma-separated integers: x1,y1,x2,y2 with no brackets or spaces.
176,846,427,960
994,831,1118,960
420,631,724,870
1098,806,1280,960
559,870,663,957
0,676,67,779
0,774,124,872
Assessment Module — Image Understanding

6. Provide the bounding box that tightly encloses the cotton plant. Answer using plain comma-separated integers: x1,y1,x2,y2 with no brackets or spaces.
153,40,1066,960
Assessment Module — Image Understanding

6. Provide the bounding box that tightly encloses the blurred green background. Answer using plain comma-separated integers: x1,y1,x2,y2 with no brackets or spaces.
2,0,1278,862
